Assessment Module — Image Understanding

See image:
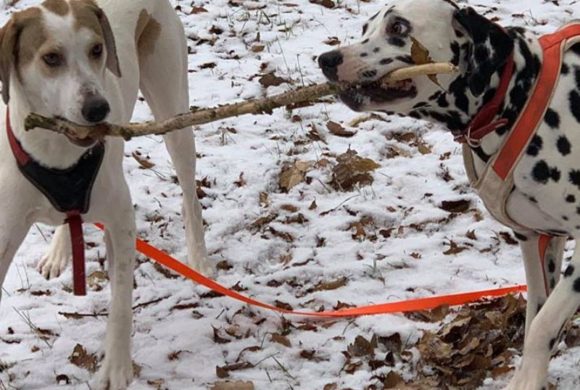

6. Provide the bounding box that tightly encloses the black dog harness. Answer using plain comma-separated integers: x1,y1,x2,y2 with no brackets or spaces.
7,110,104,296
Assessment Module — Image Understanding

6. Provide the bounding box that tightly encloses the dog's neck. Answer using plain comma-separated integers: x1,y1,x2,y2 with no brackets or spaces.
408,29,542,163
7,81,90,169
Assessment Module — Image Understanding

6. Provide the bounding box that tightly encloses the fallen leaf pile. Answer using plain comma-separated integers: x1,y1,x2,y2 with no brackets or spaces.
415,294,526,388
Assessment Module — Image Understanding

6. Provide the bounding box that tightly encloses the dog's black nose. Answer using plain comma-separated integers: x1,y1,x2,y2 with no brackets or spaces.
82,95,110,123
318,50,343,81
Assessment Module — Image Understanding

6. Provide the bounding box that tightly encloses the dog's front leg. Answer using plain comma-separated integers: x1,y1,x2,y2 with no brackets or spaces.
518,233,565,335
506,237,574,390
37,225,71,279
0,220,31,302
95,199,135,390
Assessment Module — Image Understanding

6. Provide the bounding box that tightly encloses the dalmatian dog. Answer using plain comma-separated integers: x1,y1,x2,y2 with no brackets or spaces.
319,0,580,388
0,0,212,388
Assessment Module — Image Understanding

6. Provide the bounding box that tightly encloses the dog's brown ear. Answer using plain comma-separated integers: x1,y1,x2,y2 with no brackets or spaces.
454,7,513,96
0,19,18,104
93,7,121,78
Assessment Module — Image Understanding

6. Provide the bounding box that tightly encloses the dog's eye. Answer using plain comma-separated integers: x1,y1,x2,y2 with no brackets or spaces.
90,43,103,59
387,21,409,36
42,52,64,68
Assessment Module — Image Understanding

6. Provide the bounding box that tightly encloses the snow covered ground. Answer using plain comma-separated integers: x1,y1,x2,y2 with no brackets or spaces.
1,0,579,389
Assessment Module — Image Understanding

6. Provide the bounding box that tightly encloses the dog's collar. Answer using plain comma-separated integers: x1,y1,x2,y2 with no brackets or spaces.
6,109,105,296
454,53,515,146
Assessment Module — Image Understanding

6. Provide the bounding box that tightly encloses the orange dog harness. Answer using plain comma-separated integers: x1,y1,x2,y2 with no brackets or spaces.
463,22,580,232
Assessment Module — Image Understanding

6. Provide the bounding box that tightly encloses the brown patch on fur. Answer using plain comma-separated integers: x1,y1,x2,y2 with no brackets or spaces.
0,7,45,102
70,0,102,37
70,0,121,76
42,0,70,16
135,10,161,59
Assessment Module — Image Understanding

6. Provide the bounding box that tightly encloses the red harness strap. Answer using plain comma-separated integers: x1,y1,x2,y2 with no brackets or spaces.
456,54,515,144
493,23,580,180
66,212,86,296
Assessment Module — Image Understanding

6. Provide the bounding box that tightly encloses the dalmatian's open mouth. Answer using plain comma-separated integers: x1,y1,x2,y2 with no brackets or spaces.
338,77,418,110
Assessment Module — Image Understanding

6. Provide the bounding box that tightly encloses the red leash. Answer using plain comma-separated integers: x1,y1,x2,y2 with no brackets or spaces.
96,224,526,317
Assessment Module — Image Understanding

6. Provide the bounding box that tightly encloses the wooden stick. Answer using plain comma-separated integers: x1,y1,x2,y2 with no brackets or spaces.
24,63,458,140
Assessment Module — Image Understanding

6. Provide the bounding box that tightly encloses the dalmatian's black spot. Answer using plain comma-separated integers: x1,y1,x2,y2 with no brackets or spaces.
567,194,576,203
362,38,369,44
395,55,413,64
380,58,393,65
549,338,556,350
573,277,580,292
474,45,490,63
575,67,580,89
532,161,560,184
360,52,369,58
570,90,580,122
544,108,560,129
569,170,580,189
450,42,461,65
362,24,369,35
361,69,377,78
413,102,428,109
514,232,528,241
557,136,571,156
373,47,380,53
563,215,569,221
562,63,570,75
564,265,575,278
526,135,543,157
437,94,449,108
548,259,556,273
429,91,443,101
550,278,556,289
571,43,580,56
388,36,406,47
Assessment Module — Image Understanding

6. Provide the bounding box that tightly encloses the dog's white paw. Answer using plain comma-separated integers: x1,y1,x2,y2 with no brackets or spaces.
37,251,69,279
95,356,133,390
190,256,214,277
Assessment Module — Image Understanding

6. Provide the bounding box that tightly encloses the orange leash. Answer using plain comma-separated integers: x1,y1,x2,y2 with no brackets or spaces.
95,224,526,317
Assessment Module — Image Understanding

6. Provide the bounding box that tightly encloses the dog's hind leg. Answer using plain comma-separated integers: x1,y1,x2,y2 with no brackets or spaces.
519,233,566,336
37,225,70,279
136,5,212,275
506,236,574,390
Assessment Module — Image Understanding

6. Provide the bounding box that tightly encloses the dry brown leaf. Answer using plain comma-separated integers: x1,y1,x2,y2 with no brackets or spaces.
443,240,468,255
271,333,292,347
440,199,471,213
309,0,335,8
68,344,98,373
326,121,356,137
331,150,380,191
190,6,208,13
410,37,441,87
211,381,254,390
383,371,405,388
279,161,312,192
347,335,377,357
131,151,155,169
259,72,290,88
312,276,348,292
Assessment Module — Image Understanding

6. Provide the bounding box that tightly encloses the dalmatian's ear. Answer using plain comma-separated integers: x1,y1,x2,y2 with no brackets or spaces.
454,7,514,96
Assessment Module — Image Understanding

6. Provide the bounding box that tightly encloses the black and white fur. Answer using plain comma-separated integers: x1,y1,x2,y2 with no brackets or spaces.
319,0,580,388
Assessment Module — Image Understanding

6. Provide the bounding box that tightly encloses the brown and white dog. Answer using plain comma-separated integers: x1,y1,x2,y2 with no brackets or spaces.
0,0,212,388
